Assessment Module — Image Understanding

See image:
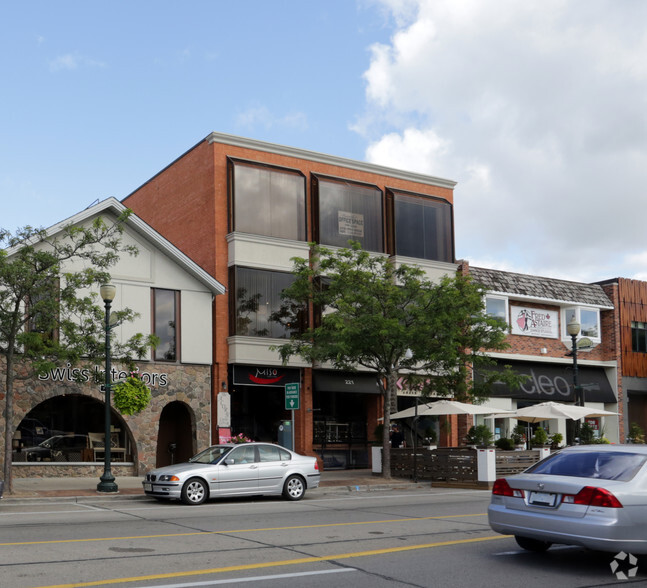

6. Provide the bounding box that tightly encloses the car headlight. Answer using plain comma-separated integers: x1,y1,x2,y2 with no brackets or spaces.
158,475,180,482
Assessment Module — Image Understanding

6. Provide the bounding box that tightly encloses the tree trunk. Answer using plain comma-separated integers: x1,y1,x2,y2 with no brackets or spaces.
381,370,398,480
3,352,14,495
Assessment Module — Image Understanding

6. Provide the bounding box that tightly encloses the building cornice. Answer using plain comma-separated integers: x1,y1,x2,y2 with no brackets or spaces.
206,132,457,191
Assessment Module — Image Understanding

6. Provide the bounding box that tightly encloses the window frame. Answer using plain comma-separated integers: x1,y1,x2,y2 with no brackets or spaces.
562,306,601,342
230,266,305,339
312,174,385,253
485,294,509,324
228,157,307,241
388,188,454,262
631,321,647,353
152,288,180,363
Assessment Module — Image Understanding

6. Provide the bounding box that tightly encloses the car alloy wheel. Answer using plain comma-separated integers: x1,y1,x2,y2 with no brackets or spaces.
181,478,208,505
283,475,305,501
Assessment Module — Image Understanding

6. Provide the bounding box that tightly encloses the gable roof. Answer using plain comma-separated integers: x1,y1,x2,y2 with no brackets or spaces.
470,266,613,308
9,197,225,296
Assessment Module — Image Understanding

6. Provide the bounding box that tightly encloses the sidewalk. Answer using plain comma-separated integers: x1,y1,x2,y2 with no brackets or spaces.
2,470,425,501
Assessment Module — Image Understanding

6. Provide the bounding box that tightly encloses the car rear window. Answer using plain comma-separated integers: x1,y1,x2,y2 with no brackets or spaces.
526,451,647,481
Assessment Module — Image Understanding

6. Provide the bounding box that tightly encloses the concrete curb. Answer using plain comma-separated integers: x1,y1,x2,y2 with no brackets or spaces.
1,480,426,504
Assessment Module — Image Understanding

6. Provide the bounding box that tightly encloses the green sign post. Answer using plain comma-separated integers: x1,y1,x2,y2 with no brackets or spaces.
285,383,300,410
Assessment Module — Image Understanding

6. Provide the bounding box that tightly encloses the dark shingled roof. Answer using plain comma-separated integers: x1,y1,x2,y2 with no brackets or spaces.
469,267,613,308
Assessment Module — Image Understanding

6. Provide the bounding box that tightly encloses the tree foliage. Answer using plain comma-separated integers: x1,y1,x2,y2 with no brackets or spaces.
273,242,521,478
0,212,157,492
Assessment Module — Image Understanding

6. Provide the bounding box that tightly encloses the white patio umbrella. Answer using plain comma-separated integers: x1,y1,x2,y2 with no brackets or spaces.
511,401,618,423
390,399,513,419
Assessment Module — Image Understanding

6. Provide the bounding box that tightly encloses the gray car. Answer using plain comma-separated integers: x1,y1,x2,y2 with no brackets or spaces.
143,442,320,505
488,444,647,553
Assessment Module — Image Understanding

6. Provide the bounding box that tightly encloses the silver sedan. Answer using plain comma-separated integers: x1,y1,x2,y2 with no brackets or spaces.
143,442,320,505
488,444,647,553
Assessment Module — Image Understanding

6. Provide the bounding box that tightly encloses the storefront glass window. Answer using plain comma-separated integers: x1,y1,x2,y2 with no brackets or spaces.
232,161,306,241
233,268,303,338
316,177,384,252
394,192,453,262
153,289,178,361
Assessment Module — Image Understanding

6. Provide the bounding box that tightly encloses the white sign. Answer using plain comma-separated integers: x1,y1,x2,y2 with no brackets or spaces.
511,305,558,338
338,211,364,237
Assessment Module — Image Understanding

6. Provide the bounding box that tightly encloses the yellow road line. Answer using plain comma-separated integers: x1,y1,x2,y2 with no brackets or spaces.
32,534,507,588
0,513,487,547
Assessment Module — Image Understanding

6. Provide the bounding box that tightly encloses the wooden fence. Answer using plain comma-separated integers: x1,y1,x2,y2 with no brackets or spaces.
390,448,542,485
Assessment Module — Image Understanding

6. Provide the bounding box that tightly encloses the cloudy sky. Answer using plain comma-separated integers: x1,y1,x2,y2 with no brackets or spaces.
2,1,646,283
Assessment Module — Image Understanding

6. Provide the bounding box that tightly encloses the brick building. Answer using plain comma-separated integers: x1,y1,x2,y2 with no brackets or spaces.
123,132,458,468
467,265,621,444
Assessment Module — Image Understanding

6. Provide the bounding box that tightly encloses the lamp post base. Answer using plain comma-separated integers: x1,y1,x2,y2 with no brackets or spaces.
97,473,119,493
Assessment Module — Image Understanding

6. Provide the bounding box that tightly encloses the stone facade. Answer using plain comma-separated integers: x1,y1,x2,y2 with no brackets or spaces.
1,356,212,477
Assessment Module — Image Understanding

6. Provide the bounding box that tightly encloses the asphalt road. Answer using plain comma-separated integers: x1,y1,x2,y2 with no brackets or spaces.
1,487,645,588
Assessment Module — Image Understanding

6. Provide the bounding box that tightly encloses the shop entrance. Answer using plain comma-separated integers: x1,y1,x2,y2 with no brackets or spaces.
13,394,132,463
231,386,290,443
156,401,194,467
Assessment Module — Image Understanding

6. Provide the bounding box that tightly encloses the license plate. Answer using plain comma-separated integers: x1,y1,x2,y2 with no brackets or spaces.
144,483,152,492
529,491,556,506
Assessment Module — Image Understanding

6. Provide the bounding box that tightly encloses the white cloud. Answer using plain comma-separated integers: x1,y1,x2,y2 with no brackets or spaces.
49,53,106,72
358,0,647,282
236,105,308,132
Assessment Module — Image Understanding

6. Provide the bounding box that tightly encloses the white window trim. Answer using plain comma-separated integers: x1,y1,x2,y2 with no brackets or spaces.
561,306,601,343
485,294,509,325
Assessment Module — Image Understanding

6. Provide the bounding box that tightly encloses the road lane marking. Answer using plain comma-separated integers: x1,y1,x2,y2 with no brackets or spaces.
0,513,487,547
32,534,508,588
130,568,357,587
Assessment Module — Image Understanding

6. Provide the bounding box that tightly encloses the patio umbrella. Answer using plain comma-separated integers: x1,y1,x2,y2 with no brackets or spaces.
511,401,617,423
390,399,513,419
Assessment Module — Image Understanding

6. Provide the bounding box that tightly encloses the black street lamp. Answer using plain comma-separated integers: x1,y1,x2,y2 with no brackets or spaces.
567,316,582,443
97,284,118,493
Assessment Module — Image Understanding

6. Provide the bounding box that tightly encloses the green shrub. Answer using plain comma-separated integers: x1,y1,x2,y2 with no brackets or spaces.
531,426,549,447
465,425,494,447
495,437,515,450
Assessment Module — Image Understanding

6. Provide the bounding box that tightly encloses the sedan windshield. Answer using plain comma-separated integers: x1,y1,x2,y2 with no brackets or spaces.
526,451,647,481
189,446,231,464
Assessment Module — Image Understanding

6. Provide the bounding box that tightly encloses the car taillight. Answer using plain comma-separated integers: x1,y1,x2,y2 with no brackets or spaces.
562,486,623,508
314,460,319,471
492,478,524,498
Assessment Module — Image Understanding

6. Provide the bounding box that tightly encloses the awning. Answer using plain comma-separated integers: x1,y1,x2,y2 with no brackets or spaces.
477,359,616,403
313,371,381,394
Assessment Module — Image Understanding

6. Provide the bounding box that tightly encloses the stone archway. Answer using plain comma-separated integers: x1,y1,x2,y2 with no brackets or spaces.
156,401,195,467
13,394,135,463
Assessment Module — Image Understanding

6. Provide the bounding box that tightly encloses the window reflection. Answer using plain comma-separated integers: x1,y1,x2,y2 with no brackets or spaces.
154,289,177,361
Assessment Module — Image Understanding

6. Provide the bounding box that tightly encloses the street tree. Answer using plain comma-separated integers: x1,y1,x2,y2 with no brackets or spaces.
273,243,519,479
0,213,156,493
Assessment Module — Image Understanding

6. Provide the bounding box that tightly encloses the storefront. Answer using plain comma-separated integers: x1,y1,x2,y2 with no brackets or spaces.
312,370,381,469
479,359,619,443
229,365,301,444
9,360,213,477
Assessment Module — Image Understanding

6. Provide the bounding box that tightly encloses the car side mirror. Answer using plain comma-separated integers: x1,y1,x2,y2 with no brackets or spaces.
225,458,235,465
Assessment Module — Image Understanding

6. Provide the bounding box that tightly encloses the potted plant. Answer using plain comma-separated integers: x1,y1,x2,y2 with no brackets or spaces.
511,424,527,449
465,425,494,448
531,426,549,447
549,432,563,449
494,437,515,451
629,422,645,444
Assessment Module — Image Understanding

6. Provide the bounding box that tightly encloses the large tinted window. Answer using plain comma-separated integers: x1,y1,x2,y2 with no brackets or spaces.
153,288,178,361
232,161,306,241
632,321,647,352
316,177,383,252
526,450,647,481
394,192,452,262
233,268,302,339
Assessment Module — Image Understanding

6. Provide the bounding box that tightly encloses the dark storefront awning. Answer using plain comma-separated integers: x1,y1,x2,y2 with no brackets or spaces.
478,360,616,403
232,365,300,387
314,371,381,394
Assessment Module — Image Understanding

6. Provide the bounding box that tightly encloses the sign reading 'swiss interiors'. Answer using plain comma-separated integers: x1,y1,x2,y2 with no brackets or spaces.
510,305,558,338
